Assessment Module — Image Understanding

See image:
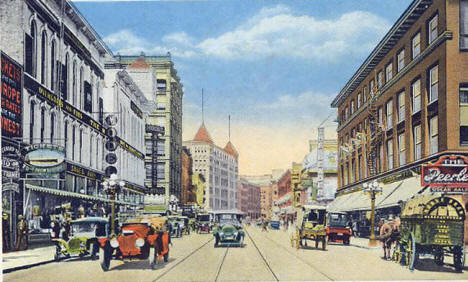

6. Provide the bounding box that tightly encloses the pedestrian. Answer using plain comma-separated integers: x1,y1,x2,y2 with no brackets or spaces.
288,221,296,248
15,215,28,251
2,213,11,252
62,218,71,241
379,219,392,260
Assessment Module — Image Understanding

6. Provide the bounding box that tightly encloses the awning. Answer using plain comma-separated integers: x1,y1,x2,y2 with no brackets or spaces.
25,184,110,203
275,193,291,206
376,176,424,209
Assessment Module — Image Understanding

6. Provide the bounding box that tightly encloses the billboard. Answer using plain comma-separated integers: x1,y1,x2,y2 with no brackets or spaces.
1,52,23,138
421,155,468,193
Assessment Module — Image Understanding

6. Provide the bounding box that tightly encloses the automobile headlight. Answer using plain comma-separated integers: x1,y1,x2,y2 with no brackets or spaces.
50,222,55,228
135,238,145,247
234,232,238,237
218,232,224,237
110,238,119,248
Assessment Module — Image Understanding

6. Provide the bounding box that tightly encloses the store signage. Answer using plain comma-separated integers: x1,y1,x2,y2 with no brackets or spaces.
3,182,19,193
24,75,106,135
117,137,144,159
422,155,468,192
23,144,66,173
131,101,143,119
1,52,23,138
66,162,103,181
2,139,22,188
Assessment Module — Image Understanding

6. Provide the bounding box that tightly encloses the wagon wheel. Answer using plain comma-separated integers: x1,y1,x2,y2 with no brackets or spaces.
453,245,465,272
392,241,402,264
406,233,417,271
434,247,444,266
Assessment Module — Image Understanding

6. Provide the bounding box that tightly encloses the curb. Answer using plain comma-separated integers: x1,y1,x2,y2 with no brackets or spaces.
3,259,56,274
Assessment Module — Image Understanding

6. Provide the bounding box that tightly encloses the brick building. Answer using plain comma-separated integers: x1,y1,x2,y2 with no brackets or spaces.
181,147,194,205
238,178,261,220
329,0,468,242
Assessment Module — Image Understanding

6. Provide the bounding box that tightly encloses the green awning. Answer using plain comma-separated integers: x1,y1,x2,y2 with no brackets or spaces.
25,184,109,203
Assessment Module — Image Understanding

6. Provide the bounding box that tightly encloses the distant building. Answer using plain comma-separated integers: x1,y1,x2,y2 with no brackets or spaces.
183,123,239,211
238,178,261,220
181,147,194,205
192,173,206,208
275,170,293,220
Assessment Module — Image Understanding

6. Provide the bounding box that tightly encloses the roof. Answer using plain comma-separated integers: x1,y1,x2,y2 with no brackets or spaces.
193,123,214,144
224,141,239,158
128,56,150,69
331,0,431,108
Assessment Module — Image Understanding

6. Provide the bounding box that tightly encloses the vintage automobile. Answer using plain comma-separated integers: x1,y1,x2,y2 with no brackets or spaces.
269,220,280,230
326,212,351,245
98,216,170,271
167,216,183,238
393,194,465,272
196,213,211,234
52,217,108,261
296,205,327,250
213,213,245,247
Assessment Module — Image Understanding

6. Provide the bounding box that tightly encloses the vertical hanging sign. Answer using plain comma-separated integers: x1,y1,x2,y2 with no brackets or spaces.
1,52,23,138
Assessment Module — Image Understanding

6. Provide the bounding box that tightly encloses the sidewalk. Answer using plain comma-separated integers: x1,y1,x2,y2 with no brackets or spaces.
350,236,381,250
2,245,56,273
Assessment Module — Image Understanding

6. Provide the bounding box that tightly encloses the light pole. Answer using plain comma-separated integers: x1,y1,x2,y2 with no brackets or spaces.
102,174,125,236
363,180,382,247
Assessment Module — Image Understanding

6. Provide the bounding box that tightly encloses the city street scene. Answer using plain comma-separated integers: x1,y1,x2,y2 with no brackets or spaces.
1,0,468,281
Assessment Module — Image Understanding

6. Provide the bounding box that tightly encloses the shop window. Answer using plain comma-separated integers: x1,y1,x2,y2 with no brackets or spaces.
429,65,438,103
429,116,438,154
428,14,438,44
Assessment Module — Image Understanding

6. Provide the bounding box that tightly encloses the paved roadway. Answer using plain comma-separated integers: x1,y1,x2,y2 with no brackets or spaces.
4,226,468,281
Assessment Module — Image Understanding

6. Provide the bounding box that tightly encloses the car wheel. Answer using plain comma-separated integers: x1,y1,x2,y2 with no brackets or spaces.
99,247,111,271
239,236,244,247
343,236,350,245
149,247,157,269
90,243,98,260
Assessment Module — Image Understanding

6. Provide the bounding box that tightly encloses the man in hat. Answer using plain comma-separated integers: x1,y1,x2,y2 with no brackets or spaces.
2,213,11,251
16,215,28,251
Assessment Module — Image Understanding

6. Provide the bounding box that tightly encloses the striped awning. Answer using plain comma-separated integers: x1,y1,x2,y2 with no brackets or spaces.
25,184,110,203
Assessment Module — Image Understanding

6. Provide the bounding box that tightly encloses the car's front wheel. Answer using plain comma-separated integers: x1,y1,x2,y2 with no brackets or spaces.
99,247,111,271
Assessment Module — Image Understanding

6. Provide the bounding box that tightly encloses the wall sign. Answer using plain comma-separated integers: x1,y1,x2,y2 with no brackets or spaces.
2,139,22,190
1,52,23,138
66,162,103,181
131,101,143,119
23,144,66,173
422,155,468,192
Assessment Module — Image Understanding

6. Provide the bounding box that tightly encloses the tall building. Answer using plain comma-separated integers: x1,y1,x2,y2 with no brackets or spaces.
183,123,239,211
192,173,206,208
106,54,183,204
329,0,468,241
238,178,261,220
181,147,194,204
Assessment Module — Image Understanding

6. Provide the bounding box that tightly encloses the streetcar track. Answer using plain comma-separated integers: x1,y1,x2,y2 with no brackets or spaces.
257,229,334,281
214,247,229,282
152,236,214,282
244,228,280,282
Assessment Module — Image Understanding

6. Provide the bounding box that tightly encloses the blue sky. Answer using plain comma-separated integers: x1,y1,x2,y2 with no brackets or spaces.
74,0,412,174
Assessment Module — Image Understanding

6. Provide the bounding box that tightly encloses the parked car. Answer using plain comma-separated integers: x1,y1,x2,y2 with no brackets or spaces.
98,216,170,271
326,212,351,245
269,220,280,230
213,213,245,247
52,217,108,261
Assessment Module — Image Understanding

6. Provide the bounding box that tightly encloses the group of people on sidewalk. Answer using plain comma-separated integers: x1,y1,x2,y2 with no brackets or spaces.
2,213,29,252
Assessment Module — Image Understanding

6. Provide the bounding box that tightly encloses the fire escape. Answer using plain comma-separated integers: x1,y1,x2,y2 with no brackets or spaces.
367,76,384,177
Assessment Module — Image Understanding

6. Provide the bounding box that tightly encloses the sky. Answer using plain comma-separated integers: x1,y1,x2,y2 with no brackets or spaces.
73,0,412,175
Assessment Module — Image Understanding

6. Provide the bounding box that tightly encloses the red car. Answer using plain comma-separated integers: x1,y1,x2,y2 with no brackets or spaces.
326,212,352,245
98,217,169,271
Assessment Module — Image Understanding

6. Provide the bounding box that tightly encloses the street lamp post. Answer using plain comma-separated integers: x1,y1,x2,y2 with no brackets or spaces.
363,180,382,247
102,174,125,236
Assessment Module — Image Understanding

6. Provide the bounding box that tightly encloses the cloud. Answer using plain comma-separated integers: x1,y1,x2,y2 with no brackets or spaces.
198,6,390,61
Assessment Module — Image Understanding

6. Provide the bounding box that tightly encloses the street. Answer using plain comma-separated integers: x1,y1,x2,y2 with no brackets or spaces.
4,226,468,281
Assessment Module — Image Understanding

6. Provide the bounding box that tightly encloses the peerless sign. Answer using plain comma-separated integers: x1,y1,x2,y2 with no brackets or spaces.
421,155,468,192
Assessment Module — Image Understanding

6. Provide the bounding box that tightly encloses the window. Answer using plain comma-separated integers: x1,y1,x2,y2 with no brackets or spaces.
40,107,45,142
428,14,438,44
350,100,354,115
429,65,438,103
429,116,438,154
157,79,167,92
398,91,405,122
157,102,166,110
50,113,55,144
386,99,393,130
370,80,375,95
72,126,76,160
412,79,421,113
398,133,406,166
157,116,166,127
378,71,384,88
40,31,47,84
378,107,383,125
25,21,36,76
72,61,77,105
79,129,83,163
397,49,405,72
29,101,36,144
363,87,368,102
62,54,69,100
459,85,468,145
413,125,422,160
385,63,393,82
157,140,165,156
79,67,84,109
50,40,56,91
387,139,394,170
461,0,468,49
357,93,361,108
90,135,94,167
64,121,69,157
412,32,421,59
157,163,165,179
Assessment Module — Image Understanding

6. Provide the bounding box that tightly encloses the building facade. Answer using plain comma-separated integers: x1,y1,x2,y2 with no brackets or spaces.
192,173,206,208
329,0,468,242
238,178,261,220
183,123,239,211
181,147,194,204
105,54,183,204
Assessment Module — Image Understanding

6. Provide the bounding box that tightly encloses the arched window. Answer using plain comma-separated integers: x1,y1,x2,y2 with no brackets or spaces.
41,30,47,84
50,112,55,144
79,128,83,163
79,67,84,109
64,120,69,157
25,20,37,76
40,107,45,143
72,125,76,160
50,40,56,91
72,61,77,105
90,134,94,167
96,138,100,169
62,53,69,100
30,101,36,144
